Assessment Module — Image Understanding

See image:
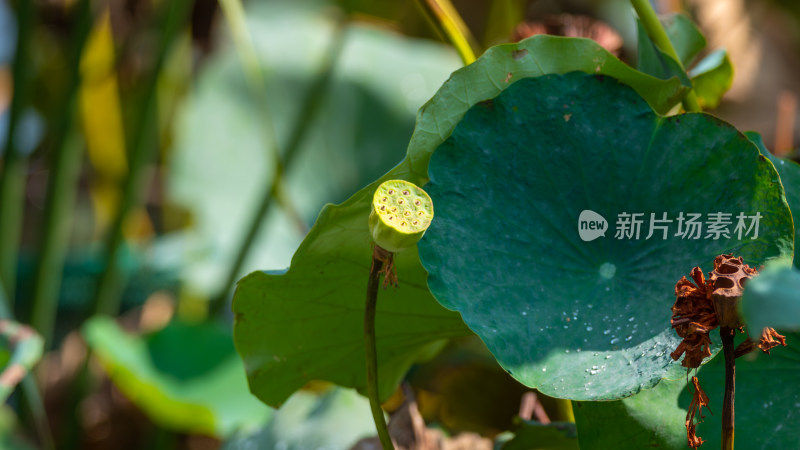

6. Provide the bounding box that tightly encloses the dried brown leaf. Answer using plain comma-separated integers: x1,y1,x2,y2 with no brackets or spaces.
757,327,787,354
685,376,711,449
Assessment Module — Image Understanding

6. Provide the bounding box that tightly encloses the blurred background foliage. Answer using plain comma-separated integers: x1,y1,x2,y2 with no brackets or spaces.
0,0,799,448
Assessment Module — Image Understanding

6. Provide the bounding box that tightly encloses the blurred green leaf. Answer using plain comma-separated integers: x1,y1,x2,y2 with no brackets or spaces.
689,49,733,109
573,378,686,449
742,265,800,335
83,317,270,437
223,388,374,450
635,18,692,87
482,0,525,46
418,72,793,399
407,337,530,435
660,13,706,67
233,34,695,409
168,2,462,295
0,405,38,450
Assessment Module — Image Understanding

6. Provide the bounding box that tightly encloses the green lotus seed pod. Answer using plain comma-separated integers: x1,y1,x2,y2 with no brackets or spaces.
369,180,433,252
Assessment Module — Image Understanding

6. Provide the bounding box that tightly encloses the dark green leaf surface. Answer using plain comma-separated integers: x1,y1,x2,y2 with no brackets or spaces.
418,72,794,400
574,333,800,449
689,332,800,449
573,378,686,449
690,49,733,110
83,317,270,437
233,35,692,408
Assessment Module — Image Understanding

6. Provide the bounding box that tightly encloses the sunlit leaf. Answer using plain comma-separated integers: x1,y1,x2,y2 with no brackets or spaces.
690,49,733,110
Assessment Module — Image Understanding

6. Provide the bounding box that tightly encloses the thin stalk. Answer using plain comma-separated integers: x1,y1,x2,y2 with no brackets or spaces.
0,0,35,305
630,0,701,112
88,0,192,317
208,15,346,316
414,0,478,65
365,248,393,449
30,0,92,347
721,326,735,450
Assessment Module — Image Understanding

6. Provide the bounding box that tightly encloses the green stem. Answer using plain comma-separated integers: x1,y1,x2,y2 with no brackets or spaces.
88,0,192,317
208,19,346,316
0,0,35,306
365,248,394,449
630,0,701,112
30,0,92,347
414,0,478,65
721,327,735,450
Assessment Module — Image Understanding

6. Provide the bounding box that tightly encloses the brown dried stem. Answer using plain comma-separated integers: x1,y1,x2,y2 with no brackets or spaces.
721,327,735,450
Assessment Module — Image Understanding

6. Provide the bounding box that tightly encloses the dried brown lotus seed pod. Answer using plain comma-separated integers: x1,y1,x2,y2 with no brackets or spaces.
708,254,758,329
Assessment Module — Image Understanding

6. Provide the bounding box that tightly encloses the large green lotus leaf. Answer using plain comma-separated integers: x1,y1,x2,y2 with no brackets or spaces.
233,34,695,408
687,332,800,448
82,317,271,437
418,72,794,400
573,378,686,449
